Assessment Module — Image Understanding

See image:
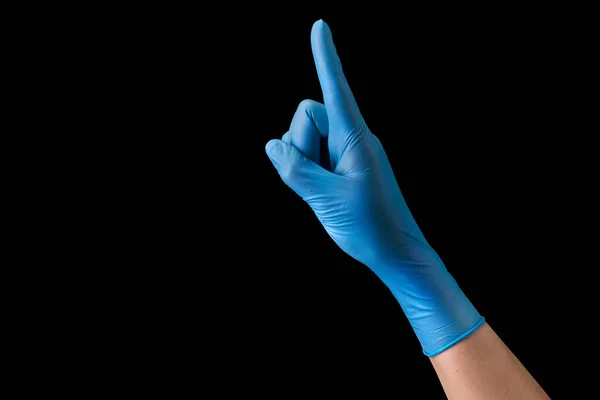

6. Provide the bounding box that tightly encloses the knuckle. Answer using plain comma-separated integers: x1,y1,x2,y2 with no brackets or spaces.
279,164,296,183
280,157,305,184
298,99,318,113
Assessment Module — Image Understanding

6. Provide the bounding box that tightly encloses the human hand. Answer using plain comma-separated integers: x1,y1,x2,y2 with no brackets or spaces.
266,20,483,356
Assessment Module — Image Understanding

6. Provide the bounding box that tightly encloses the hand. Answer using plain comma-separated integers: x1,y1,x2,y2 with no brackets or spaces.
267,20,427,268
266,20,483,356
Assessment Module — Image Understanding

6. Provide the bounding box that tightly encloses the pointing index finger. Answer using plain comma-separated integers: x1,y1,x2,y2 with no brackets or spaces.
310,20,363,131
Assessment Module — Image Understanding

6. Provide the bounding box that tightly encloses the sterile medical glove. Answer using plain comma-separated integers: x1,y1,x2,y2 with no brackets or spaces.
266,20,484,356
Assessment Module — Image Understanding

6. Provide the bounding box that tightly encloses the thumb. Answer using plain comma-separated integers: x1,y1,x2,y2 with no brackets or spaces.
265,139,337,201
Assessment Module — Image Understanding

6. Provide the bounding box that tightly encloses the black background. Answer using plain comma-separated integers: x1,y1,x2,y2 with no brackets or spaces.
49,3,590,398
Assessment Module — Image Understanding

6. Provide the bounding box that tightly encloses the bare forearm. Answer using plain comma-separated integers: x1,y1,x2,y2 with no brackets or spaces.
430,322,549,399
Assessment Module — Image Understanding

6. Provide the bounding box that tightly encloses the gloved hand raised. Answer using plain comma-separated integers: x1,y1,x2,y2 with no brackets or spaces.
266,20,484,357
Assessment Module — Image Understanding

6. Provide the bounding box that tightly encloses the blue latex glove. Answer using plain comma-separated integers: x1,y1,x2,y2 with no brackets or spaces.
266,20,484,357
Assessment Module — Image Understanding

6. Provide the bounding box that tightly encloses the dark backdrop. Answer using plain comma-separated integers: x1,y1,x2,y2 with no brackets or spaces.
81,5,578,398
